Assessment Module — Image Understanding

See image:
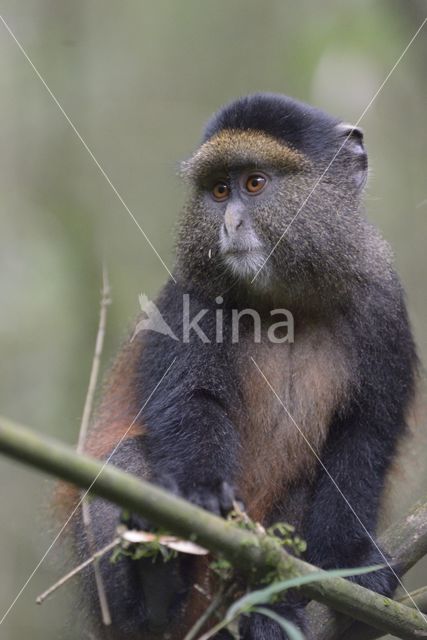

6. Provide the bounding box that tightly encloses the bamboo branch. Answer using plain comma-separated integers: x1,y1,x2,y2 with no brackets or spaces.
382,498,427,575
0,418,427,639
343,586,427,640
306,497,427,640
400,587,427,616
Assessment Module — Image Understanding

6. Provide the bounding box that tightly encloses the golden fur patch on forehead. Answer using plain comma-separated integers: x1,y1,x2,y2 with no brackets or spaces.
181,129,307,181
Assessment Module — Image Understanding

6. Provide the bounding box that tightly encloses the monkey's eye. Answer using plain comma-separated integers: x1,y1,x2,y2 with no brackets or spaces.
212,181,230,201
245,174,267,194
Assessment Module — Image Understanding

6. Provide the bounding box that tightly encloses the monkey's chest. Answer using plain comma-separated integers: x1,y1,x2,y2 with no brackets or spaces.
232,327,350,519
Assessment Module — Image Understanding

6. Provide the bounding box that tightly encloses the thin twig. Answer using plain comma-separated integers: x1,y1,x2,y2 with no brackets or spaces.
36,538,120,604
36,524,207,608
77,264,112,625
400,585,427,612
195,613,237,640
183,584,236,640
77,263,111,452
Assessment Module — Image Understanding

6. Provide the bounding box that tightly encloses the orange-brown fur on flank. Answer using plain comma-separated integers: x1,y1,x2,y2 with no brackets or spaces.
88,332,147,455
181,129,307,183
55,332,147,518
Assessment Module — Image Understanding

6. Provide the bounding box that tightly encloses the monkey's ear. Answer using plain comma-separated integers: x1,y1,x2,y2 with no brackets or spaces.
336,123,368,189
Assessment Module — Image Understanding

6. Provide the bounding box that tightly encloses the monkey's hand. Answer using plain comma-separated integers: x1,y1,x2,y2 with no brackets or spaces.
120,476,241,534
148,473,241,517
179,479,241,517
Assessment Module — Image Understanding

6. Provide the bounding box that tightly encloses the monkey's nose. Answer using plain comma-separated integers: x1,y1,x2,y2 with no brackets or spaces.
224,204,244,236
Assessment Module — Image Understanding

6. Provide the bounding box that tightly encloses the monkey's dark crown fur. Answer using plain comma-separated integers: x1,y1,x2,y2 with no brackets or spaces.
203,93,341,160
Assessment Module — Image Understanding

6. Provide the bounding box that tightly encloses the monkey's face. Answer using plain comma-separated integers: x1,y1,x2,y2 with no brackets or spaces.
176,95,373,307
203,167,277,281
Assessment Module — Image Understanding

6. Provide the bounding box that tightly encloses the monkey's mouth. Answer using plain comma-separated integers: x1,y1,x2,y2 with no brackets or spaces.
221,248,266,278
219,225,266,278
223,248,255,256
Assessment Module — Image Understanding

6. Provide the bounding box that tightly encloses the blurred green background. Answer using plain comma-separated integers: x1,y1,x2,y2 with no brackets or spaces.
0,1,426,638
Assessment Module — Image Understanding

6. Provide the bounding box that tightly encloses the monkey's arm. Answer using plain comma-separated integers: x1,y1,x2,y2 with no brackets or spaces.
303,403,401,595
89,284,240,513
135,286,241,513
303,290,417,596
140,377,241,514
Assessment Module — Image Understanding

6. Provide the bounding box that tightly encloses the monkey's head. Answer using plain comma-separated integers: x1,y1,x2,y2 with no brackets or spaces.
176,93,389,309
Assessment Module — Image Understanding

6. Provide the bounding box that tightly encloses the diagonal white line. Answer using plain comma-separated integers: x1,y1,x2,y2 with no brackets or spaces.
0,14,176,284
0,357,177,626
251,16,427,283
250,356,427,626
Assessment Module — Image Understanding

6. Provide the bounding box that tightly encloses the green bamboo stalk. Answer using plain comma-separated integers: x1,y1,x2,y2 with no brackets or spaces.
343,586,427,640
